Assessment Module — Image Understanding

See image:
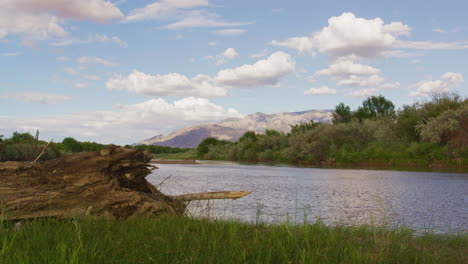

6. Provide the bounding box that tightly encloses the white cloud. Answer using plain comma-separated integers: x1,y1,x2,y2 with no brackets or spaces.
315,59,380,77
271,37,315,56
213,29,246,36
409,72,464,97
208,41,217,46
162,10,248,29
215,51,295,88
125,0,248,30
3,0,124,23
271,13,411,59
77,56,117,66
125,0,209,22
0,52,21,56
314,58,399,92
50,33,128,47
270,13,468,60
0,0,123,40
106,70,228,97
384,50,424,58
314,59,384,87
314,13,410,59
64,67,101,81
1,92,72,104
107,51,295,98
56,56,68,61
251,49,269,59
0,97,243,144
221,48,239,59
0,11,68,40
350,88,379,97
304,86,336,95
213,48,239,65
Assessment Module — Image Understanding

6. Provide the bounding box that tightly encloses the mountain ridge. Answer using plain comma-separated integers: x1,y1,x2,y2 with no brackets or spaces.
137,109,333,148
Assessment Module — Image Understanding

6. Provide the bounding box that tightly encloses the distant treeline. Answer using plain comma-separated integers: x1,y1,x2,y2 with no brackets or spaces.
0,133,189,162
197,94,468,167
126,144,190,155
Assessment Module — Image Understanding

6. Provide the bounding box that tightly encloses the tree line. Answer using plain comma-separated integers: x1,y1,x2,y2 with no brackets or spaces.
197,94,467,167
0,133,189,162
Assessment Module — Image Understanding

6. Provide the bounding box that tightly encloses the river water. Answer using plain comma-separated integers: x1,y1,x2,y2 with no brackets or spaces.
147,162,468,234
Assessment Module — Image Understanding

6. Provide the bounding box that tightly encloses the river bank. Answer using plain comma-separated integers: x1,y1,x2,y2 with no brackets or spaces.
151,155,468,173
1,216,466,263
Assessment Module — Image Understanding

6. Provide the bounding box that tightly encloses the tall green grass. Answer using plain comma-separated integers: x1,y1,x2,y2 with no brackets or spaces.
1,216,466,263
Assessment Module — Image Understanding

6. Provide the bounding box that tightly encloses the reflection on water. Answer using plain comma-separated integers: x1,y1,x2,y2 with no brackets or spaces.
147,163,468,234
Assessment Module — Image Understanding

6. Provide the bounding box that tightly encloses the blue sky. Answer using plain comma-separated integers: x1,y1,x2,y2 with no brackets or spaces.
1,0,467,144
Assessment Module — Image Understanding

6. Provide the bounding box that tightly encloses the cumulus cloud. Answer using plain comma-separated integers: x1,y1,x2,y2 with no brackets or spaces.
251,49,269,59
213,29,246,36
314,58,400,94
271,12,468,61
3,0,123,22
271,13,411,59
0,0,123,40
316,59,380,78
107,51,295,97
1,92,72,104
211,48,239,65
215,51,295,88
0,97,243,144
77,56,117,66
271,37,315,56
409,72,464,97
304,86,336,95
315,59,384,86
314,13,410,59
106,70,228,97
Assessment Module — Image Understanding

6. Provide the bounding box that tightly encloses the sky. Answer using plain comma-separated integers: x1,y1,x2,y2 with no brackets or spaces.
0,0,467,145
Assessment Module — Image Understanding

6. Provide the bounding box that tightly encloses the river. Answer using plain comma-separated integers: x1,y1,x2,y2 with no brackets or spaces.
147,162,468,234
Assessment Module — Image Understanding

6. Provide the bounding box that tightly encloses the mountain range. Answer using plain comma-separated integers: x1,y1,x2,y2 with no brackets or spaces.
137,110,333,148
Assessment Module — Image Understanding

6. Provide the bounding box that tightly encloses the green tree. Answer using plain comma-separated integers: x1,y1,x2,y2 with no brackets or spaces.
197,137,220,157
11,132,35,143
332,103,352,124
239,131,257,142
289,121,320,134
62,137,83,152
354,95,395,120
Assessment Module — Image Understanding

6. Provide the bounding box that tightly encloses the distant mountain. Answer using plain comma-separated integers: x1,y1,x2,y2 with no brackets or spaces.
137,110,333,148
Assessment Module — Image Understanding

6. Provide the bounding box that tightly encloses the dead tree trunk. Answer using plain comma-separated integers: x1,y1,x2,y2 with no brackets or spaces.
0,145,188,220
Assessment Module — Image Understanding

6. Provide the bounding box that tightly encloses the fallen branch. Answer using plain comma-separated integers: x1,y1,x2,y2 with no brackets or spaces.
32,139,53,163
170,191,252,201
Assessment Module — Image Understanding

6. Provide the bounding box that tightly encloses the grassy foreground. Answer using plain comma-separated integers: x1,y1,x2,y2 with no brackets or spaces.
1,216,466,263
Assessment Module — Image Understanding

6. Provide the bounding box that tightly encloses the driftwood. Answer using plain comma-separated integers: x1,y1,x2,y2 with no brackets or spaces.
0,145,251,220
170,191,252,201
